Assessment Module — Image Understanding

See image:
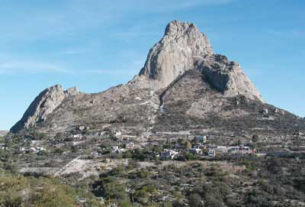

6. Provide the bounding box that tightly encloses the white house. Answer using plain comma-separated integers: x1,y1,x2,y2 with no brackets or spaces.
208,150,216,157
160,150,179,160
228,146,252,154
112,146,126,153
190,146,203,155
216,146,229,153
115,131,122,138
73,134,83,139
125,142,135,149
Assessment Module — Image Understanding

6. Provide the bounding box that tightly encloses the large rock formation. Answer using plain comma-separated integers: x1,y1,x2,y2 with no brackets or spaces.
139,21,213,89
10,20,304,138
139,20,262,101
11,85,79,133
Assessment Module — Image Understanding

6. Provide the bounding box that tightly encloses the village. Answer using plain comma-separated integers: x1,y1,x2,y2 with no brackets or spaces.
6,125,305,164
5,128,260,161
2,125,305,182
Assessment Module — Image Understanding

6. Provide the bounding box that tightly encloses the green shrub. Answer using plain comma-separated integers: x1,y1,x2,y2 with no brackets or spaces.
188,193,203,207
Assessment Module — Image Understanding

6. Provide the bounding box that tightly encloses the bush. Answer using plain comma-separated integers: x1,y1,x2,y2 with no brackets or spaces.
134,185,156,205
0,171,102,207
245,189,272,207
99,177,130,204
188,193,203,207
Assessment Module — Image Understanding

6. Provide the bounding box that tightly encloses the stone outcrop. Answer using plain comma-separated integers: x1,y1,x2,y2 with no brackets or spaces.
10,85,79,133
195,54,263,101
139,20,213,90
139,20,262,101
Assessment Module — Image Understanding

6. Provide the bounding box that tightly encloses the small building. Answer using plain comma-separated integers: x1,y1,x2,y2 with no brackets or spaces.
28,146,46,153
0,144,6,150
216,146,229,153
125,142,135,149
112,146,126,153
160,150,178,160
115,131,122,138
196,136,207,144
73,134,83,139
174,143,184,149
228,146,252,154
112,146,119,153
190,148,203,155
208,149,216,157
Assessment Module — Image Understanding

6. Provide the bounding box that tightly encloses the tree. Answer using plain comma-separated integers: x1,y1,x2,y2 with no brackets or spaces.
188,193,203,207
252,134,259,143
192,137,198,145
185,141,192,149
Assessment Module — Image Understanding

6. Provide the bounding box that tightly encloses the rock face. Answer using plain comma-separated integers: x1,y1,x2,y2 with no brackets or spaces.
139,20,262,101
195,54,262,100
10,85,78,133
139,20,213,90
10,20,304,136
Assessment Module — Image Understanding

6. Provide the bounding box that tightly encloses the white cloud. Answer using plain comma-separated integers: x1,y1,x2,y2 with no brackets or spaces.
0,60,66,74
59,48,90,55
81,69,138,76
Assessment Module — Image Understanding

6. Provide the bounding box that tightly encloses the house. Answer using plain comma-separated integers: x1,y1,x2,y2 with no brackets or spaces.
174,143,184,149
28,146,45,153
190,148,202,155
160,150,178,160
29,147,38,153
196,136,207,144
208,149,216,157
256,152,266,157
112,146,126,153
0,144,6,150
228,146,252,154
115,131,122,138
112,146,119,153
36,147,46,152
92,132,100,137
216,146,228,153
73,134,83,139
125,142,135,149
228,146,239,154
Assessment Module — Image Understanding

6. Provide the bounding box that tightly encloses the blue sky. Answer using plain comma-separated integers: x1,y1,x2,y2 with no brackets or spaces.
0,0,304,130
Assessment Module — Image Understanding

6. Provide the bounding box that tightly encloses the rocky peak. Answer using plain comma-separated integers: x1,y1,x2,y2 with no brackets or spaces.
139,20,213,89
10,85,79,133
139,20,262,101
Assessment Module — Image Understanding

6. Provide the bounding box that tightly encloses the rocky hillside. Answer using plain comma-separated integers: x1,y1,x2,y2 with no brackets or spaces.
10,20,305,141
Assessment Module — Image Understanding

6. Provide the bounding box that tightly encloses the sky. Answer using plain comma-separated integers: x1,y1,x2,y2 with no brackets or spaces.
0,0,304,130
